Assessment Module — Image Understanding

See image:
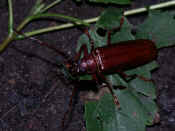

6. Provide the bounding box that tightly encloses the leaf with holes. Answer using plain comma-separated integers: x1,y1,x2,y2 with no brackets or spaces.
85,88,158,131
135,11,175,49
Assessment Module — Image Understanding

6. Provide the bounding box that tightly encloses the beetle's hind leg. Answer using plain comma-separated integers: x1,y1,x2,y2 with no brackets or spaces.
136,75,154,82
117,70,153,82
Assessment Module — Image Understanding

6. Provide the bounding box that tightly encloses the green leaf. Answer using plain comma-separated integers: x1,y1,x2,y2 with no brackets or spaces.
110,18,134,43
88,0,131,5
85,88,158,131
85,94,115,131
135,11,175,49
126,61,159,78
107,74,128,87
137,94,158,125
116,88,158,126
96,8,124,30
77,10,133,55
129,78,156,99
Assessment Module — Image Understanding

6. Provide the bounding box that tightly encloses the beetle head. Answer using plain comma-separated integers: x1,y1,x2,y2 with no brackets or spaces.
66,60,87,76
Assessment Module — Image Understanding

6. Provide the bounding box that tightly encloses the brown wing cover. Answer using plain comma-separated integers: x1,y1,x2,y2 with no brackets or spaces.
94,39,157,73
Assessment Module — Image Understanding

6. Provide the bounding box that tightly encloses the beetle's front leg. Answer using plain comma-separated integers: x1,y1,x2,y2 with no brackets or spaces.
84,29,95,52
74,44,89,61
63,44,89,130
95,72,121,109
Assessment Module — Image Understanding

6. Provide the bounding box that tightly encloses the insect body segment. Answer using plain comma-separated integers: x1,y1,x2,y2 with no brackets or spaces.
94,39,157,73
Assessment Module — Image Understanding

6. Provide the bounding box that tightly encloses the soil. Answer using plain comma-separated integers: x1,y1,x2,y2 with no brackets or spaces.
0,0,175,131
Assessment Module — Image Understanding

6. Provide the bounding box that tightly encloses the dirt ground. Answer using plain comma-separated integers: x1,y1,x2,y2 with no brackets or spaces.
0,0,175,131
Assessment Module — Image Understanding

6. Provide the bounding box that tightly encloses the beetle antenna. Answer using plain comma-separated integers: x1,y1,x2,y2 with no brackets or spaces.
13,29,76,81
13,29,79,130
13,29,71,60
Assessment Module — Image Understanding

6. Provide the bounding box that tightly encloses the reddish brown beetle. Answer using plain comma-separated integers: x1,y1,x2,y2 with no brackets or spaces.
67,18,157,81
14,17,158,129
60,18,158,129
64,17,157,108
70,39,157,76
66,37,157,106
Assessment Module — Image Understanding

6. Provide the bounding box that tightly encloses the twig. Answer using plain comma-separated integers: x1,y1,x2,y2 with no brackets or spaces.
23,0,175,37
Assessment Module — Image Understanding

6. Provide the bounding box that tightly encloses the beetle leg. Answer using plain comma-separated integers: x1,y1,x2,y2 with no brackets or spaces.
117,71,137,82
92,74,99,82
107,16,124,45
136,75,154,82
107,30,112,45
74,44,88,61
96,73,121,109
66,44,89,69
117,71,153,82
84,29,95,52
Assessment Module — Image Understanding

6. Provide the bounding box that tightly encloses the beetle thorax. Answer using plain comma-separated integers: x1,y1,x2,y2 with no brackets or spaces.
76,55,97,75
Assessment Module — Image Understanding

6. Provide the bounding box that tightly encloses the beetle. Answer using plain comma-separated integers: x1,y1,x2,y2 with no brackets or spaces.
64,17,157,107
59,17,158,129
14,17,158,130
69,38,157,77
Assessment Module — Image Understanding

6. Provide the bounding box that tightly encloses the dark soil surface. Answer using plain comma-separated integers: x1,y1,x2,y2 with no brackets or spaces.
0,0,175,131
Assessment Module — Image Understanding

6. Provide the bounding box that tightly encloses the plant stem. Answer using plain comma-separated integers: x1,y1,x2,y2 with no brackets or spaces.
124,0,175,16
30,13,90,27
0,34,15,52
41,0,62,13
22,0,175,38
0,16,32,52
1,0,175,52
16,12,90,39
8,0,13,35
